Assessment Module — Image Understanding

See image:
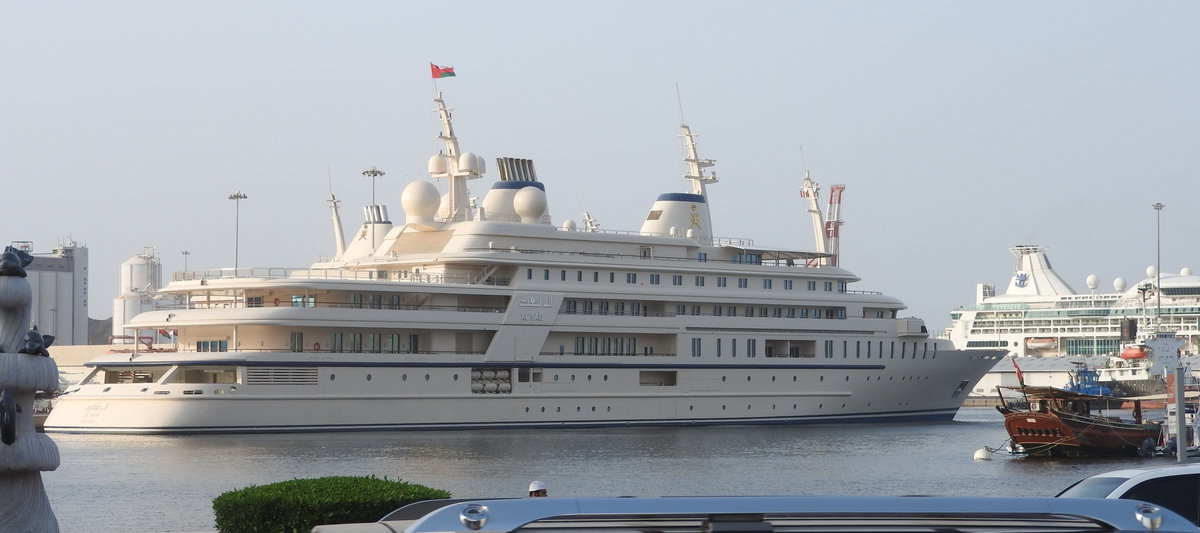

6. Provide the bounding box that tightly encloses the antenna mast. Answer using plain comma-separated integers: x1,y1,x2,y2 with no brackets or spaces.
798,171,846,266
676,86,718,243
327,169,346,260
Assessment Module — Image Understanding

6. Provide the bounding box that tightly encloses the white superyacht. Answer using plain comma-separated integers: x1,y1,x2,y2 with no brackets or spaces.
45,93,1002,434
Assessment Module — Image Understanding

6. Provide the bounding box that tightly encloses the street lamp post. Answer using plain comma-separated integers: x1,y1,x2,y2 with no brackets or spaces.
228,191,248,271
362,167,385,245
362,166,385,206
182,250,190,271
1153,202,1164,323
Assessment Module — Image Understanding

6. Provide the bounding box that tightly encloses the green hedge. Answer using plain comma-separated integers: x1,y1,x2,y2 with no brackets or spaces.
212,475,452,533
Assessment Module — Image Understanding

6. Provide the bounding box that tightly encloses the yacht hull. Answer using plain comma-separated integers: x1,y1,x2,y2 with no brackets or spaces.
44,350,996,434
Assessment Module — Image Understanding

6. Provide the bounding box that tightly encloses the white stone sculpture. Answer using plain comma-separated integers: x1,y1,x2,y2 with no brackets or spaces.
0,246,61,532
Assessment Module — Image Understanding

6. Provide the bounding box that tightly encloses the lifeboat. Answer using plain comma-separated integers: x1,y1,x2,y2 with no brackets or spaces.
1121,346,1148,359
1025,338,1058,350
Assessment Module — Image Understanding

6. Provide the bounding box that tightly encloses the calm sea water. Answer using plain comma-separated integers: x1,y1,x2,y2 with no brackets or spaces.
41,407,1184,533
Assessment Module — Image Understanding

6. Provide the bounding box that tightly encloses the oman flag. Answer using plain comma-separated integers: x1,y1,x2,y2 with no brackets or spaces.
430,63,456,78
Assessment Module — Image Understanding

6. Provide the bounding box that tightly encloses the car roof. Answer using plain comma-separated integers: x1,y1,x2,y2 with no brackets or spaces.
1088,464,1200,481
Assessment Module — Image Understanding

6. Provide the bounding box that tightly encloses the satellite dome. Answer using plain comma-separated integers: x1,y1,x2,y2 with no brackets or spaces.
428,154,449,175
459,151,482,173
1085,274,1098,290
562,219,577,231
513,186,547,223
1146,266,1158,278
1184,267,1193,276
1114,277,1127,292
401,181,440,220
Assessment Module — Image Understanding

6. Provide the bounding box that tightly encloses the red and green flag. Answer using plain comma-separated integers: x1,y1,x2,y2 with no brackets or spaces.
430,63,456,78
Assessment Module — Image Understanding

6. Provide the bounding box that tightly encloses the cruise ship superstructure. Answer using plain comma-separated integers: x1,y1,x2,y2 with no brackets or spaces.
44,92,1002,434
945,245,1200,395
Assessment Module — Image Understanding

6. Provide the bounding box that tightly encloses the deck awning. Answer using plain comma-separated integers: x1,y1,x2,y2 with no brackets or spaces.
717,245,832,265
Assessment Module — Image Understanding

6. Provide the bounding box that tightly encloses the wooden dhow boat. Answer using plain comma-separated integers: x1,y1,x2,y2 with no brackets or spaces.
998,385,1163,457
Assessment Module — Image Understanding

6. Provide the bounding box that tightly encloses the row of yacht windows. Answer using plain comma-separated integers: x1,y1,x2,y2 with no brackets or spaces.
528,268,845,292
561,299,855,319
688,339,936,359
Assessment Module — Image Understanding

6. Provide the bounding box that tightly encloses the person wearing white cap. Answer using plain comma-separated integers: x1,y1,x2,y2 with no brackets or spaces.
528,480,548,497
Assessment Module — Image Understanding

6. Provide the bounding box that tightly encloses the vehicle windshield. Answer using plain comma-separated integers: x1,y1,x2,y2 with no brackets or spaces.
1056,476,1128,498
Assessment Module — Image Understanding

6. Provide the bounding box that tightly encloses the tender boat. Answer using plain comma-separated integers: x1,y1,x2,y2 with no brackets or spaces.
44,90,1003,434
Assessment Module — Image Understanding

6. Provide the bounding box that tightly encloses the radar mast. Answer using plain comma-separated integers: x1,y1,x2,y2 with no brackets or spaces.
428,93,485,222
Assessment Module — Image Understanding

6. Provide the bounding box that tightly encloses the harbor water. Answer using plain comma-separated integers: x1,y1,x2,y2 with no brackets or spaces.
43,407,1185,533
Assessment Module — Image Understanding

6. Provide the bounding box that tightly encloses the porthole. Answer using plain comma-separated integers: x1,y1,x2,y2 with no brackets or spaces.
425,374,430,381
747,404,751,410
746,376,751,382
366,374,372,381
576,406,581,412
540,407,545,412
793,376,797,382
721,376,727,382
587,375,593,381
606,406,611,412
571,375,576,381
591,406,596,412
402,374,407,381
330,374,336,381
844,376,849,382
604,375,608,381
689,405,694,411
525,407,530,412
819,376,824,382
554,375,560,381
722,405,727,410
771,376,776,382
793,404,797,409
453,374,458,381
556,406,561,412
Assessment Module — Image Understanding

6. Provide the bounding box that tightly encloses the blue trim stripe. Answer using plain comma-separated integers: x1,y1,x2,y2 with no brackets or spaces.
490,181,545,191
656,193,706,203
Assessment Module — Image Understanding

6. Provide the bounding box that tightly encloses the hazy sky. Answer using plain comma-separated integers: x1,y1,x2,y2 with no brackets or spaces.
3,2,1197,333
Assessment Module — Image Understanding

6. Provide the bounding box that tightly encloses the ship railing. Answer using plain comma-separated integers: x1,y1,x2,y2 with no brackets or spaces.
551,227,756,248
458,247,827,269
167,301,508,313
172,268,512,286
538,351,678,357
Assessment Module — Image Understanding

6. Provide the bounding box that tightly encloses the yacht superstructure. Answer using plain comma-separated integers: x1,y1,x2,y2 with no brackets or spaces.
45,92,1002,434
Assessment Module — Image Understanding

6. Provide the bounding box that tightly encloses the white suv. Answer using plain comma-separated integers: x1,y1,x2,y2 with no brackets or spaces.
1058,464,1200,525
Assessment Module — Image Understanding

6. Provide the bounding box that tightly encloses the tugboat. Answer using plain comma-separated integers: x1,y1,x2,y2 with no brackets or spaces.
1063,361,1114,397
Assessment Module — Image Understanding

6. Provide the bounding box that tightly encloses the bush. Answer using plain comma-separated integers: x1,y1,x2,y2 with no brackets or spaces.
212,475,451,533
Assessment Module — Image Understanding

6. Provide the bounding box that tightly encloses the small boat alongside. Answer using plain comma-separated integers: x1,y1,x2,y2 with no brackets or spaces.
998,385,1162,457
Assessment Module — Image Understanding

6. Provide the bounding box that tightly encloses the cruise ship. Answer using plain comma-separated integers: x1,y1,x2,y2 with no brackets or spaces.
944,244,1199,395
44,92,1003,434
